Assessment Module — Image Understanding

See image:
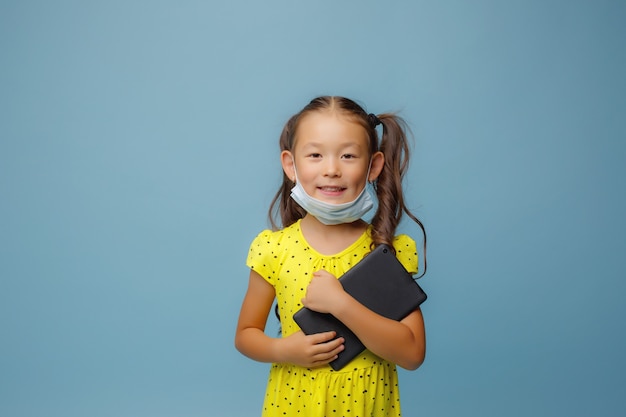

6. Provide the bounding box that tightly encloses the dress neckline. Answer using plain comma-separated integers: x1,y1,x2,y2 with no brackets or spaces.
294,219,371,258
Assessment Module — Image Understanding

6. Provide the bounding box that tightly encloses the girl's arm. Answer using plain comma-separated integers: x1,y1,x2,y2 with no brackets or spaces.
302,270,426,370
234,270,345,367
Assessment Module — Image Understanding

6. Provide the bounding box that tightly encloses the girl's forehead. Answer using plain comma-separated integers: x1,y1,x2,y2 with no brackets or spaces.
294,111,368,146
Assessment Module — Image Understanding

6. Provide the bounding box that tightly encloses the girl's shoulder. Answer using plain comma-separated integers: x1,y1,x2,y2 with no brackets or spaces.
392,233,419,275
246,222,303,283
249,221,301,250
392,233,416,250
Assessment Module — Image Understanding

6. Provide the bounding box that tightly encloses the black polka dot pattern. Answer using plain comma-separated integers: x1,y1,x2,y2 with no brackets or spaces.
245,220,418,416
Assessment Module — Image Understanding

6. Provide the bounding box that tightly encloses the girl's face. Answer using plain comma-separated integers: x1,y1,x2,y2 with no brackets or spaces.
281,111,383,206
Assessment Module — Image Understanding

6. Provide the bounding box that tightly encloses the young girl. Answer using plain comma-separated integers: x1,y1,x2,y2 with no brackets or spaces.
235,96,426,416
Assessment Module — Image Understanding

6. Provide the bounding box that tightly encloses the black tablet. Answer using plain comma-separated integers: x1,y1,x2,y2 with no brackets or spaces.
293,244,427,370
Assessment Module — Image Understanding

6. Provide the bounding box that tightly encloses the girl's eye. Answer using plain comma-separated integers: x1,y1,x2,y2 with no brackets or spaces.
342,154,357,159
308,153,322,158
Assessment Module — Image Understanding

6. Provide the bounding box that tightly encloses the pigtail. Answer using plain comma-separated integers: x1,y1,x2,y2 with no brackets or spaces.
370,114,409,247
370,114,427,276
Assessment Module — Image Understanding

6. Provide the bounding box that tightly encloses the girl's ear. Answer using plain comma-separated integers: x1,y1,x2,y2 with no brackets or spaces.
368,151,385,182
281,150,296,182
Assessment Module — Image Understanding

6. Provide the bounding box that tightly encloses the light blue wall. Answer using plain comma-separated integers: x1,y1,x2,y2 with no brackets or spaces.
1,1,625,416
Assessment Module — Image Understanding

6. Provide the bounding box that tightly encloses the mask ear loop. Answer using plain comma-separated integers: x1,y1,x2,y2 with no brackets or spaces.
290,151,299,183
365,157,376,187
292,165,298,184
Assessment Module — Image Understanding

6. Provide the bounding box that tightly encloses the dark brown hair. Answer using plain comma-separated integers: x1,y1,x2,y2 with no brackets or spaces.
268,96,426,273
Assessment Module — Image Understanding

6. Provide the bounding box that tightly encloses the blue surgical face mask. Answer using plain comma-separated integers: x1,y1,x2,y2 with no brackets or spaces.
289,163,376,225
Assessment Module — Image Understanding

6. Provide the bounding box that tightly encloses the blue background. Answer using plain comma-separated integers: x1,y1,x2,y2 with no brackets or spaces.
1,1,625,416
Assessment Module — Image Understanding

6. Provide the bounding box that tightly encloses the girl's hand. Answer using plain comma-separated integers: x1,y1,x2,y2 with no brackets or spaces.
277,330,344,368
302,269,346,314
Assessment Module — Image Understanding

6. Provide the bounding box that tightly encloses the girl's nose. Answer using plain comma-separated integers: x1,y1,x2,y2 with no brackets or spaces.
324,159,341,177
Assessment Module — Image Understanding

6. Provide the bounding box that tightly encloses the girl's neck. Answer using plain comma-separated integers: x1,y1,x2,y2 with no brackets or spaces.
300,214,368,255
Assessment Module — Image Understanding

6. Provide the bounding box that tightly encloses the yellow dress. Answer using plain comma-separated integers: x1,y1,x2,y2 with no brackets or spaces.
246,219,419,417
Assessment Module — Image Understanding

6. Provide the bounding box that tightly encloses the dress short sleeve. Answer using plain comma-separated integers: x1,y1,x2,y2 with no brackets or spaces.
392,234,419,275
246,229,276,286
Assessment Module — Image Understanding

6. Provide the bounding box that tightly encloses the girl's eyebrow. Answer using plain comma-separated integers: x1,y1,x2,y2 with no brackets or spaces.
298,141,322,148
299,140,365,150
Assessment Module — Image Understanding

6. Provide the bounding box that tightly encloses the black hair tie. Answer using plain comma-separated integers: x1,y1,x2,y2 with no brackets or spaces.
368,113,381,127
